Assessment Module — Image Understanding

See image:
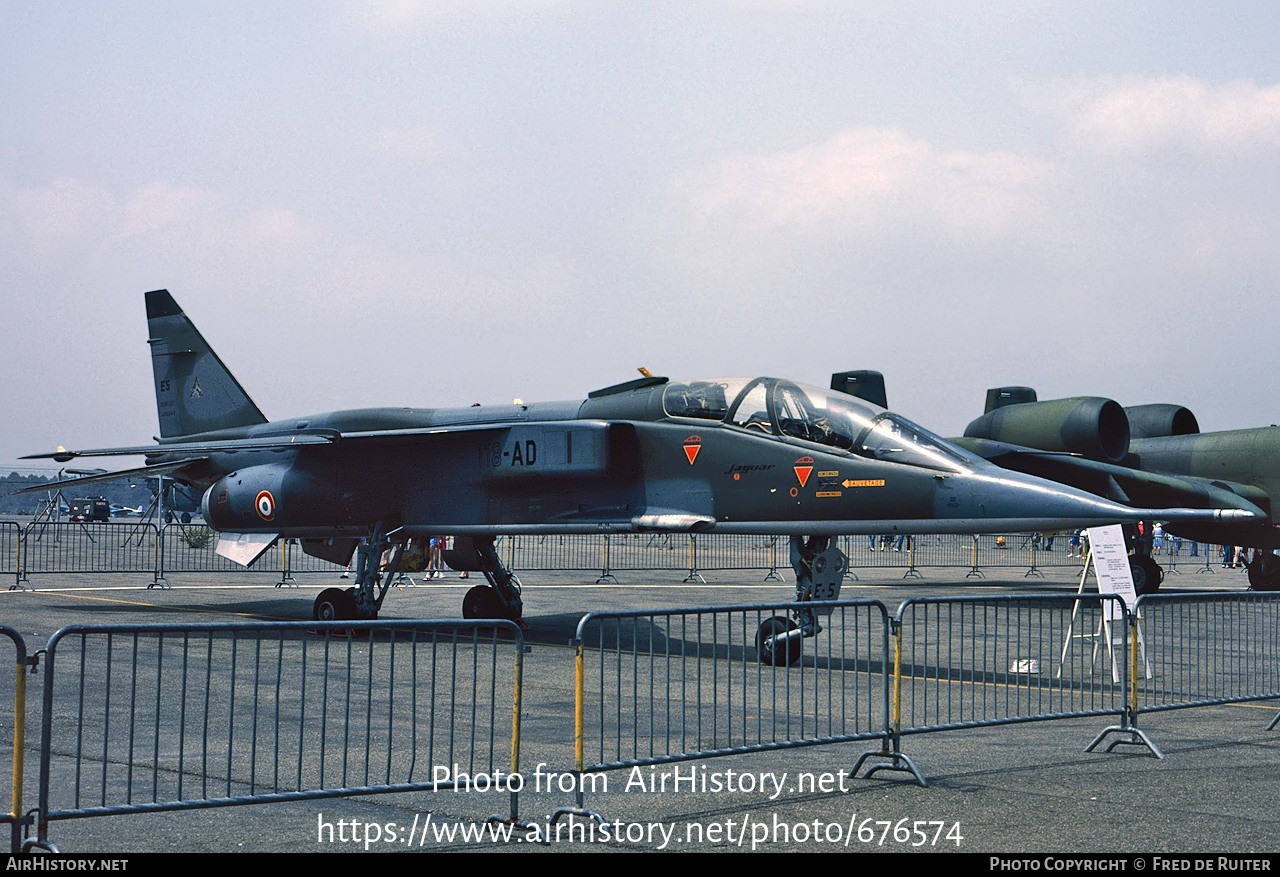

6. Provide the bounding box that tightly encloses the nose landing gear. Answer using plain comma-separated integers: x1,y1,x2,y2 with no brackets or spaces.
755,535,849,666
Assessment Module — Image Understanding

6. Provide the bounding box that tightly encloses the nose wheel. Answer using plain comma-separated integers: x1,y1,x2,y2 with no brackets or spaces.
756,616,802,666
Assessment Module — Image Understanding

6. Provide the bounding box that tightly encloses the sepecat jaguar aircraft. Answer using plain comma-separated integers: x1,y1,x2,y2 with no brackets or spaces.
20,291,1258,665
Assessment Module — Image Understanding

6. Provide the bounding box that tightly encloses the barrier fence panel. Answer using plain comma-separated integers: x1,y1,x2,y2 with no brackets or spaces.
20,523,160,580
0,524,21,589
626,533,688,575
1,627,30,854
160,523,243,574
690,535,784,575
33,619,524,852
162,525,326,579
563,601,892,821
493,533,1096,580
3,527,1182,585
1131,592,1280,715
506,535,597,575
893,595,1130,737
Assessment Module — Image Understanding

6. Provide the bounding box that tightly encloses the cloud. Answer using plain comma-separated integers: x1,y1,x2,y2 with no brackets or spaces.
114,182,221,243
2,177,115,259
0,174,436,332
1059,76,1280,153
688,127,1054,244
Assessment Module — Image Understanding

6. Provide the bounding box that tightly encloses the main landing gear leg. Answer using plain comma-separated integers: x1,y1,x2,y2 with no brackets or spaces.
461,536,526,625
756,535,849,667
313,523,405,622
1124,522,1163,596
1247,550,1280,591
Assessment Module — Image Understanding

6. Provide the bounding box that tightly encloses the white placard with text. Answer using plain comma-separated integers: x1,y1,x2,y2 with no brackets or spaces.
1086,525,1137,618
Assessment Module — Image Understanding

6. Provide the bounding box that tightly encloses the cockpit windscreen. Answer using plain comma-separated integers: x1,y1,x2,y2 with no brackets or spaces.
663,378,972,472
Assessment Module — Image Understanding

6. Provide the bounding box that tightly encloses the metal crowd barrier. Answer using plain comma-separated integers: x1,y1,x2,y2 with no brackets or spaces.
4,591,1278,850
16,522,161,588
1103,591,1280,755
559,592,1280,817
28,619,525,853
0,627,31,855
3,523,1190,586
892,595,1130,737
0,524,20,589
555,601,894,824
509,534,1096,579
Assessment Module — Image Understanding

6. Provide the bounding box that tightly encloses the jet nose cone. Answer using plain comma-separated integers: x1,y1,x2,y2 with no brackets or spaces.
937,468,1154,532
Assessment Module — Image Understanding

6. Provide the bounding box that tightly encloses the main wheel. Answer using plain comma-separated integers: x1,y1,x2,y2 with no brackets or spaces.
462,585,505,619
1129,555,1163,596
1248,551,1280,591
756,616,802,667
313,587,357,622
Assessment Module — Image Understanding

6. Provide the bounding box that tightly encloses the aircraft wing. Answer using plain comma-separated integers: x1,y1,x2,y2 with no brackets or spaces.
2,459,208,498
21,430,341,462
19,419,620,462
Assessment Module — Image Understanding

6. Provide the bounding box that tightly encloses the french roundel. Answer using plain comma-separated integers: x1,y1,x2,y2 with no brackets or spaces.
255,490,276,521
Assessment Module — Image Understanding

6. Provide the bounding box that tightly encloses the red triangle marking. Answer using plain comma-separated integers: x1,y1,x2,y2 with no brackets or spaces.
684,444,701,465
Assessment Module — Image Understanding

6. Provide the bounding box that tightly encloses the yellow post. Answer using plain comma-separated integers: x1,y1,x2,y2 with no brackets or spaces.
511,636,523,776
574,641,585,773
1130,616,1140,720
891,620,903,740
11,661,23,829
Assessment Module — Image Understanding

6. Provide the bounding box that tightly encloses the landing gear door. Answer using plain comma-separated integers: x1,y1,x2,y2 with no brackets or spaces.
790,536,848,614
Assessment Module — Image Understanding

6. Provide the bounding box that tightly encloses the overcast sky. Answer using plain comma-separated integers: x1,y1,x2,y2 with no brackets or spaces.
5,1,1280,472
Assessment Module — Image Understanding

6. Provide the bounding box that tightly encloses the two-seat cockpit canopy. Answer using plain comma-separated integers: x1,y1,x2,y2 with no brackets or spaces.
662,377,977,473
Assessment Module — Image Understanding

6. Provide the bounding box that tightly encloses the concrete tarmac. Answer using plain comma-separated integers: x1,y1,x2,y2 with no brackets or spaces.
2,560,1278,856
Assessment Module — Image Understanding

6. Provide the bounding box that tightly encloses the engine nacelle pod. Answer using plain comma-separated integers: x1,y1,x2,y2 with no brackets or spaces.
202,462,333,532
963,396,1131,464
1124,404,1200,439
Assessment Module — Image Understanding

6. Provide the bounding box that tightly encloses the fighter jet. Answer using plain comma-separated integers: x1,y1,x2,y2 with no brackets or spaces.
19,292,1259,666
142,475,202,524
953,385,1279,591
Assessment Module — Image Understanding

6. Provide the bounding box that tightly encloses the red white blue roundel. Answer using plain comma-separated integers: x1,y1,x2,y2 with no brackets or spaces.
255,490,276,521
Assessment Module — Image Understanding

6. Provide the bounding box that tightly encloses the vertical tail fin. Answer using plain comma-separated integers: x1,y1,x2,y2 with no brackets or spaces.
146,289,268,438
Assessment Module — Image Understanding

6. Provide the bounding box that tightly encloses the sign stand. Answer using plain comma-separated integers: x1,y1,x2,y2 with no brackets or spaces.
1057,525,1151,682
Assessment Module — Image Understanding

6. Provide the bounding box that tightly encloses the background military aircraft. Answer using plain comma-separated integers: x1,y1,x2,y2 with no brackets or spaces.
19,293,1259,666
142,475,202,524
950,384,1280,592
